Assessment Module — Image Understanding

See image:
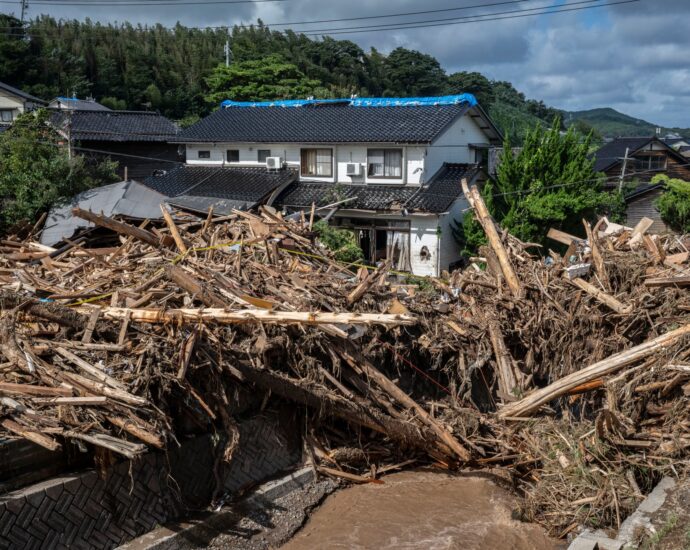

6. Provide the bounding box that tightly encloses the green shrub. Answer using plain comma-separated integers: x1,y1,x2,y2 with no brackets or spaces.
313,220,364,264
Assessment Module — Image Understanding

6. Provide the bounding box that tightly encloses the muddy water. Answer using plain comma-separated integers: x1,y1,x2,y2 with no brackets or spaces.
281,470,558,550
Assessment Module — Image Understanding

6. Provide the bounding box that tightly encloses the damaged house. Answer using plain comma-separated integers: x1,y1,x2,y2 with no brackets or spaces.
593,136,690,233
144,94,501,276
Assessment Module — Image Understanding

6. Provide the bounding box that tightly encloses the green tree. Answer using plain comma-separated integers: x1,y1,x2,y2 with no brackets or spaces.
447,71,494,107
314,220,363,264
0,110,118,230
654,174,690,232
382,48,447,96
458,119,622,250
204,55,329,105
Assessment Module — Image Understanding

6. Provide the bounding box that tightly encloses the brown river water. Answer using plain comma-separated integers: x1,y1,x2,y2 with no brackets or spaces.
282,470,559,550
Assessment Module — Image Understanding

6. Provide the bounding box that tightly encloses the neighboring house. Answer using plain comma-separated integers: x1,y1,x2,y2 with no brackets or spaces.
40,180,165,246
50,110,182,180
48,97,112,112
146,94,501,276
0,81,46,128
593,136,690,233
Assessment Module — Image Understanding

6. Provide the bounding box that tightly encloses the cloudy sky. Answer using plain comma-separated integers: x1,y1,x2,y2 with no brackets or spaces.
7,0,689,127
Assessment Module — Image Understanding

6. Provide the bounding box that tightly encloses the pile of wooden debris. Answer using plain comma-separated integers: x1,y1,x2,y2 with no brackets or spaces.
0,184,688,538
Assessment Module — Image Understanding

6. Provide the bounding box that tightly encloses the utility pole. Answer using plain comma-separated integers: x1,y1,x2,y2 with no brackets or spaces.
20,0,29,23
223,40,232,67
618,147,629,191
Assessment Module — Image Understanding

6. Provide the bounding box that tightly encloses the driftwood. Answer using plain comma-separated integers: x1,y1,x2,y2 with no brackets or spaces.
76,306,416,327
499,323,690,418
569,278,631,314
462,179,522,297
72,207,160,247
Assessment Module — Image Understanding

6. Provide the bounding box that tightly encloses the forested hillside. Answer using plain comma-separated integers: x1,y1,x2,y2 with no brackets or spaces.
1,14,562,140
564,108,690,139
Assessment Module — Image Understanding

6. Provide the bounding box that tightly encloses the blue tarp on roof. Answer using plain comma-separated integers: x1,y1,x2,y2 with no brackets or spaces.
220,93,477,109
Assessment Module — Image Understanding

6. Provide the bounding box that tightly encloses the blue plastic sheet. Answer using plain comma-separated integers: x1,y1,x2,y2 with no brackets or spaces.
220,93,477,109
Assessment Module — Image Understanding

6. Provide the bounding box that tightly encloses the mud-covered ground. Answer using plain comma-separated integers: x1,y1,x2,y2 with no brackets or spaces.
199,477,338,550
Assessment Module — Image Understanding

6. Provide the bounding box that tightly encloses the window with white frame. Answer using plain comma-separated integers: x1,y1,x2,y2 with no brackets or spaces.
367,148,403,178
257,149,271,163
226,149,240,162
197,150,211,159
0,110,13,123
300,148,333,177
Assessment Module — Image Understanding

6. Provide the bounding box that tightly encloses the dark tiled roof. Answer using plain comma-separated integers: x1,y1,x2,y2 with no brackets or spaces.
50,98,111,111
277,182,417,211
0,81,45,104
51,110,179,142
176,103,470,144
142,165,297,210
624,182,665,201
408,163,480,212
276,163,479,214
592,137,654,172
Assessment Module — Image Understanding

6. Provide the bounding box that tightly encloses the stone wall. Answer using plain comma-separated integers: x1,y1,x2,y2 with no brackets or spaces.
0,408,301,550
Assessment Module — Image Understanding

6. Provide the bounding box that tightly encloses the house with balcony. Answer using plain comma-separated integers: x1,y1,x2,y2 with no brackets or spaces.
144,94,502,276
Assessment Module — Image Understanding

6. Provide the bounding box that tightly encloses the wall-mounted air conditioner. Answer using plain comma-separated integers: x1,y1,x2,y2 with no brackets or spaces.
266,157,283,170
346,162,362,176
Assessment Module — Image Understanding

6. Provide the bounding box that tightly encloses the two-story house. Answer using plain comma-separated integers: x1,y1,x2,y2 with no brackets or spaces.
593,136,690,233
144,95,501,276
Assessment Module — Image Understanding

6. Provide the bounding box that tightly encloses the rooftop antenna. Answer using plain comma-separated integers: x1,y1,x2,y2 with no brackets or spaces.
20,0,29,23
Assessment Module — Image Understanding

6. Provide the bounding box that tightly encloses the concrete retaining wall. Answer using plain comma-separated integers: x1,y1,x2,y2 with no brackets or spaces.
0,409,301,550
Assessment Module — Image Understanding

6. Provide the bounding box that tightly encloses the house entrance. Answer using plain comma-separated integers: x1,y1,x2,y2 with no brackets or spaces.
333,217,411,271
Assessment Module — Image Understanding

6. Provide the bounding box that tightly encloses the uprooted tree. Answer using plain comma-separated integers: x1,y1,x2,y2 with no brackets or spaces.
454,119,625,253
0,109,118,232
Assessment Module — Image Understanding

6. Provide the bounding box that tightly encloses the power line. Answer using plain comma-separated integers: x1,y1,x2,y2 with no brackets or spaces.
292,0,606,34
261,0,531,28
301,0,641,36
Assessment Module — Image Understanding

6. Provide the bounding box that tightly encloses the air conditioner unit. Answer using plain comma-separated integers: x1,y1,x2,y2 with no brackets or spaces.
266,156,283,170
346,162,362,176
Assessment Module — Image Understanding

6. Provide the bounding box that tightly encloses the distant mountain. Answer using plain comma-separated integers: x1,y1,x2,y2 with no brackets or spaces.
563,108,690,139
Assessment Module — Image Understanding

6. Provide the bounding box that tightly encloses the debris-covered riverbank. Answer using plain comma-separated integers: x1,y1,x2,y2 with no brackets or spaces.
0,181,688,540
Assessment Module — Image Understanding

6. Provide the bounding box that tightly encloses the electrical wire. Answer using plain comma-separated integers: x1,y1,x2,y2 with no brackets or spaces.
302,0,641,36
292,0,607,34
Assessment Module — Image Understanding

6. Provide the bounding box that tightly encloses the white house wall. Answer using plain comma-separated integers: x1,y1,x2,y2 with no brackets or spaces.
409,214,441,277
184,143,425,185
0,91,25,122
437,196,469,273
423,115,487,181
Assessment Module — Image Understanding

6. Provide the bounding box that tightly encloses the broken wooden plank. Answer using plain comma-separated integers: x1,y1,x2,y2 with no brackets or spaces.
65,431,146,459
106,415,164,449
547,227,583,246
570,278,632,314
339,348,471,461
629,217,654,247
1,418,61,451
32,396,108,405
54,347,128,392
72,208,160,247
160,205,188,253
347,260,391,304
499,323,690,418
462,179,522,297
0,382,72,397
75,306,417,327
488,322,526,401
644,276,690,288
